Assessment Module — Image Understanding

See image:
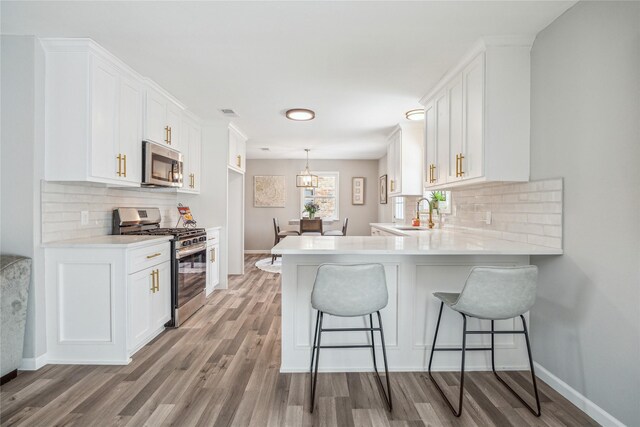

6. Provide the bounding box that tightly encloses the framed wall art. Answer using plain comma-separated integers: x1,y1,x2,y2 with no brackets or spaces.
254,175,286,207
379,174,387,204
352,177,365,205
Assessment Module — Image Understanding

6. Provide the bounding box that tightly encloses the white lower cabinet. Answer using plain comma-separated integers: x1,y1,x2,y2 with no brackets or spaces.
45,239,172,365
206,228,221,296
127,260,171,353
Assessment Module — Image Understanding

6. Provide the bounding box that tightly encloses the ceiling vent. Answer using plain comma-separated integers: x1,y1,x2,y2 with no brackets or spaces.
220,109,238,117
260,147,270,151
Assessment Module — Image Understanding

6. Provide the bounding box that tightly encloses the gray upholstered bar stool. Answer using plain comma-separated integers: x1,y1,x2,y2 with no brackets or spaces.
310,264,392,413
428,266,541,418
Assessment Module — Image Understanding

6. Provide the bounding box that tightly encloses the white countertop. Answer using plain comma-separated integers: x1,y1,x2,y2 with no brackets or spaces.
271,229,563,255
44,235,173,249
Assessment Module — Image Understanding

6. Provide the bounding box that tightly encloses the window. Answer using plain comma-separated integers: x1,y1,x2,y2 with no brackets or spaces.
393,197,404,221
300,172,339,220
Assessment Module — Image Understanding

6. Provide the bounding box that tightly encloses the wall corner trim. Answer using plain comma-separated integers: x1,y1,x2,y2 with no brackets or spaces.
534,362,625,427
20,354,48,371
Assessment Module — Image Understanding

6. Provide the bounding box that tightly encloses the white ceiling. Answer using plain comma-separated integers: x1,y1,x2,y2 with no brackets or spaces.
2,1,575,159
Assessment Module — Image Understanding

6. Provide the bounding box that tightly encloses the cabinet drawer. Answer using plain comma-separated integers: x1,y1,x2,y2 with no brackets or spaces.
207,229,220,245
128,242,171,274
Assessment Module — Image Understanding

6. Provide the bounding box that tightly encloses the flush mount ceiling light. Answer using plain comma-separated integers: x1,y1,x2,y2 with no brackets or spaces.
296,149,318,188
405,109,425,121
286,108,315,121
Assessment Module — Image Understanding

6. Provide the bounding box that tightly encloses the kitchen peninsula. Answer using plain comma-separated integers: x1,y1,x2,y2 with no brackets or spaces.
272,231,562,373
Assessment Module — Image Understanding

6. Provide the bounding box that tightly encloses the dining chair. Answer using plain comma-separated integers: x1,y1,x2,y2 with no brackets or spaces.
272,218,300,264
300,218,323,235
323,218,349,236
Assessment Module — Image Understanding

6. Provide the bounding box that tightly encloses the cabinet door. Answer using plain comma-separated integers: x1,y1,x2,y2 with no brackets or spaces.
118,74,142,184
236,136,246,172
394,131,402,194
462,52,485,180
190,124,202,191
228,127,238,168
206,244,219,296
151,262,172,328
144,89,167,145
127,268,153,351
386,138,395,194
424,102,437,188
89,56,119,181
166,103,182,151
447,75,463,182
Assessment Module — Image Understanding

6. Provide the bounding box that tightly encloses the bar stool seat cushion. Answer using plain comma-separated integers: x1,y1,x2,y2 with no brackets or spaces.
311,264,388,317
433,292,460,307
302,232,322,236
323,230,344,236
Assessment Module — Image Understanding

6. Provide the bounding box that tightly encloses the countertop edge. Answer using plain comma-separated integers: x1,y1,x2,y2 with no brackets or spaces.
43,235,173,249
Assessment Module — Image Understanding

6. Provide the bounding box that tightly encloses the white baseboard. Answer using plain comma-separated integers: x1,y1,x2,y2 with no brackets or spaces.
534,362,624,427
244,250,270,254
20,353,47,371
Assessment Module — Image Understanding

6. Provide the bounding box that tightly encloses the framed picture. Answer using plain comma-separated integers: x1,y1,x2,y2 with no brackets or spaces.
254,175,286,207
379,175,387,204
352,177,365,205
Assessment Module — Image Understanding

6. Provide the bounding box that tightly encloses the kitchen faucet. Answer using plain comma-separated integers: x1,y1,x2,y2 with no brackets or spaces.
416,197,435,229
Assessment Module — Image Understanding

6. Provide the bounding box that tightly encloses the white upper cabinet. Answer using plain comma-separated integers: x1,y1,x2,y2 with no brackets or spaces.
228,124,247,173
143,86,183,150
41,38,201,188
178,114,202,194
386,123,423,197
421,37,533,189
42,39,143,186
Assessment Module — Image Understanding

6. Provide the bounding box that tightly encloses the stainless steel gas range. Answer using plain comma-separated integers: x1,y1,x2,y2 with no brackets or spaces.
113,207,207,327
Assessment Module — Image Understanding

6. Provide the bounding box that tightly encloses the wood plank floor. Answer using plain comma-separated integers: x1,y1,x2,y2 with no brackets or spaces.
1,255,598,426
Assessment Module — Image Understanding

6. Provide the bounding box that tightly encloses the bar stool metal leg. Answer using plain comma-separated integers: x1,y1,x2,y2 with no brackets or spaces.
376,311,393,411
310,310,320,373
310,311,324,413
428,302,467,417
491,317,542,417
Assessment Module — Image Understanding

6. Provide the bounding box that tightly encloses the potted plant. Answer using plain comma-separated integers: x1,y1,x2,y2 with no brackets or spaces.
303,202,320,219
429,191,446,212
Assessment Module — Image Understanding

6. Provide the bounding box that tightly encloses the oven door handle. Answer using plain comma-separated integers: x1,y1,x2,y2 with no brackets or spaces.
175,243,207,259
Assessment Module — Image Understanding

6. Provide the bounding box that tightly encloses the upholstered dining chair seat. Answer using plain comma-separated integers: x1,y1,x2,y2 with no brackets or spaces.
278,230,300,237
322,230,344,236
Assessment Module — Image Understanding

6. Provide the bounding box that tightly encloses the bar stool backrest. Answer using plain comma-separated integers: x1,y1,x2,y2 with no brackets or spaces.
311,264,388,317
452,266,538,320
273,218,281,235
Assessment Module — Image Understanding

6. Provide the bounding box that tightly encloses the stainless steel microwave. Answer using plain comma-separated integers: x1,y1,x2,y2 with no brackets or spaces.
142,140,183,187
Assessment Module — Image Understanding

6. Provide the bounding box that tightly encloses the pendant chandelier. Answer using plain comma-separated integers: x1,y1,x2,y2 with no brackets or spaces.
296,149,318,188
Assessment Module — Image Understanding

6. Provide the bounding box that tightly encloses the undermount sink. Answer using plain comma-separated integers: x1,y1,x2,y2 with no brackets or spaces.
394,226,430,231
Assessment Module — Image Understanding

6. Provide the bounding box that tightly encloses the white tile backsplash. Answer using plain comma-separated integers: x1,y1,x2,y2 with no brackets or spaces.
41,181,180,243
444,178,564,249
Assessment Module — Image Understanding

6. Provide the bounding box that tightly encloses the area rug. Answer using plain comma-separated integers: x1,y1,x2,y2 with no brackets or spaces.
255,257,281,274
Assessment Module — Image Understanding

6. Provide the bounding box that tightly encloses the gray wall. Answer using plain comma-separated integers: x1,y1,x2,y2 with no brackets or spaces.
245,159,379,251
529,2,640,425
1,35,47,361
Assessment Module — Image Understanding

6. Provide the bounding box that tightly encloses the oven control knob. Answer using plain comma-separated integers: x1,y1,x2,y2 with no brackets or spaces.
192,238,198,244
199,236,206,242
182,241,190,246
